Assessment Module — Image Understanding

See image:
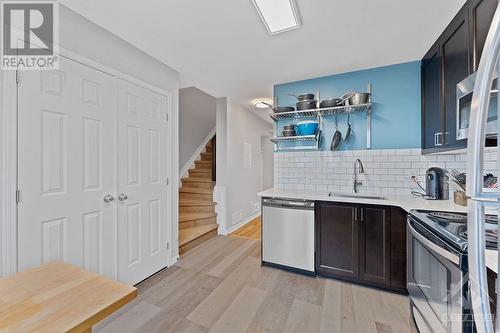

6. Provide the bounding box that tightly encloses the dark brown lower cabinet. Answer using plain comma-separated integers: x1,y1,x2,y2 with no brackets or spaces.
390,207,408,291
358,206,391,286
315,202,358,279
315,201,407,293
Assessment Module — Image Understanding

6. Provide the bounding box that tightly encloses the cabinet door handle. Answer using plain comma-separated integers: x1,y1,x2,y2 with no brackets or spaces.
434,132,443,146
354,208,358,222
360,208,364,222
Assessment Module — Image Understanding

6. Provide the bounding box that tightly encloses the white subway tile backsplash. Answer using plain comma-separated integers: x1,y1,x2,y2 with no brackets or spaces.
274,148,497,194
436,155,455,162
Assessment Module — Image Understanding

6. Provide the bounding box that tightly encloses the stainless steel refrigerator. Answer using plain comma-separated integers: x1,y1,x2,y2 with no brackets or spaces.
467,3,500,333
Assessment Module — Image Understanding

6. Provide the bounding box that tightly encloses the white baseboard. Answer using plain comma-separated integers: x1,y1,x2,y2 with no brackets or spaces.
223,211,260,236
179,127,216,183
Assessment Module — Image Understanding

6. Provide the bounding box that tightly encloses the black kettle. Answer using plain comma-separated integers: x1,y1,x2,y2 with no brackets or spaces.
426,167,449,200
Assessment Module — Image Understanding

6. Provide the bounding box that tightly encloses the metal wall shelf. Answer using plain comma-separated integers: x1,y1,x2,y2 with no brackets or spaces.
271,135,317,143
270,103,371,121
271,130,321,151
271,83,373,152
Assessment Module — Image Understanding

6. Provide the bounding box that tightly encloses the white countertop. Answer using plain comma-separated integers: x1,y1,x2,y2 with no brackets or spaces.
258,188,498,274
258,188,470,213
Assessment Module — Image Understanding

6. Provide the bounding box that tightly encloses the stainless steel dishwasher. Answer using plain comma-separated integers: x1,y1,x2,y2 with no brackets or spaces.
261,197,315,274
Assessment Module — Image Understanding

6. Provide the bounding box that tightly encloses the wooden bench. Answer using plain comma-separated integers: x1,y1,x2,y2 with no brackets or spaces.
0,262,137,332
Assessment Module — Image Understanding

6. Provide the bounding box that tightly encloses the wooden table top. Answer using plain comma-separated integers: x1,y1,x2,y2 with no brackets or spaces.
0,262,137,333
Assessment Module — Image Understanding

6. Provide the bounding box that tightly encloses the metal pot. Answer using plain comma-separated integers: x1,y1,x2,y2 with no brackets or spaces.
296,99,318,111
336,90,356,106
261,102,295,113
282,129,296,137
283,124,296,131
319,98,342,108
288,93,315,101
348,93,371,105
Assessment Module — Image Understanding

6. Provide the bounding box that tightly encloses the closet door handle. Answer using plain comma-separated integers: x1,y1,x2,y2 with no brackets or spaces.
118,194,128,201
103,195,114,203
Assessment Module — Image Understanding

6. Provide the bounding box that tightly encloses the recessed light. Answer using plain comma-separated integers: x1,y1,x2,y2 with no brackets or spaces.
255,102,270,109
251,0,301,35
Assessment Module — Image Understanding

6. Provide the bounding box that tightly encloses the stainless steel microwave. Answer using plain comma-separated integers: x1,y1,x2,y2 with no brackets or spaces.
456,71,498,140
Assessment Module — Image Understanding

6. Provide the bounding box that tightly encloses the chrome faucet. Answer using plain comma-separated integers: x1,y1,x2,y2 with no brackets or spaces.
353,159,365,193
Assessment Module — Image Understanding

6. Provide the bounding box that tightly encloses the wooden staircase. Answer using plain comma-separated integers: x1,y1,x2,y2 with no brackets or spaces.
179,139,218,254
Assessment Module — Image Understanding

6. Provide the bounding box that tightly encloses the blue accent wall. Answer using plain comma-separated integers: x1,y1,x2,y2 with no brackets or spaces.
274,61,422,150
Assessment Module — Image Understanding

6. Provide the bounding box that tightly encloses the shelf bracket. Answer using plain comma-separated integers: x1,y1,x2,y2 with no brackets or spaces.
366,108,372,149
366,83,372,149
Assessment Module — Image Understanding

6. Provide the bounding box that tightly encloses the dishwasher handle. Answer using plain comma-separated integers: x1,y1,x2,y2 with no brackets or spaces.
262,198,315,210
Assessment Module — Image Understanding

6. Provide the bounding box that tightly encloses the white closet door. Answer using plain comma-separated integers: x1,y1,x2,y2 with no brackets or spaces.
18,57,117,278
116,79,170,285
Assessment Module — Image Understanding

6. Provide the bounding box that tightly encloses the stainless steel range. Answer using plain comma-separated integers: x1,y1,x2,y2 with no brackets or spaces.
407,210,498,333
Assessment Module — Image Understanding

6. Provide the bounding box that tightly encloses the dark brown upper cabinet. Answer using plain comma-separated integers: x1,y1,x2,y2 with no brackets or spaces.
421,0,496,154
442,6,470,150
315,202,407,293
422,44,443,150
469,0,498,71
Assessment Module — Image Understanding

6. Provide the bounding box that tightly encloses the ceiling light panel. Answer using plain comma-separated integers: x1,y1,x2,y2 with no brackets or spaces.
251,0,301,35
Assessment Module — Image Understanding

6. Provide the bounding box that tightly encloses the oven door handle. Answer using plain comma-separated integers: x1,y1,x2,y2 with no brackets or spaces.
408,222,460,265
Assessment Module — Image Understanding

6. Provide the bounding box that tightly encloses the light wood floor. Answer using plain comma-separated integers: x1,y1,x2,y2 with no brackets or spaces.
96,236,416,333
231,216,261,240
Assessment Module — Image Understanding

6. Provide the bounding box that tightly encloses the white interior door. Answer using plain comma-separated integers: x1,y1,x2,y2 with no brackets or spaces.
17,57,117,278
116,79,170,285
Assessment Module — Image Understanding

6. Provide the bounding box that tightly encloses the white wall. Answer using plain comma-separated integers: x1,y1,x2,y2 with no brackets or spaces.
216,99,273,233
179,87,216,169
261,135,274,190
59,5,179,92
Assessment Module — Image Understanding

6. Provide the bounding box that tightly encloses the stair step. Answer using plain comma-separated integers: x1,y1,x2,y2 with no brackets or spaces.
179,224,218,254
180,212,217,222
180,201,217,214
195,160,212,169
181,177,213,183
180,216,217,229
179,200,216,207
189,168,211,174
179,188,213,201
188,169,212,179
200,153,212,161
179,224,218,246
181,179,214,190
179,188,212,195
181,178,214,187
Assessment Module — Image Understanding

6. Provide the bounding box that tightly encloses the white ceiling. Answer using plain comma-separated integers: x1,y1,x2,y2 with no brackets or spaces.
61,0,466,119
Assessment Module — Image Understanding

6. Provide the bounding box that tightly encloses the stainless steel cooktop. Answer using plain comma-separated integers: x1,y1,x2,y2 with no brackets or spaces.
410,210,498,252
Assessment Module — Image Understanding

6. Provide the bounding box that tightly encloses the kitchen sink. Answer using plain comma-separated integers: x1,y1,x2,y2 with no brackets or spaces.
328,192,386,200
